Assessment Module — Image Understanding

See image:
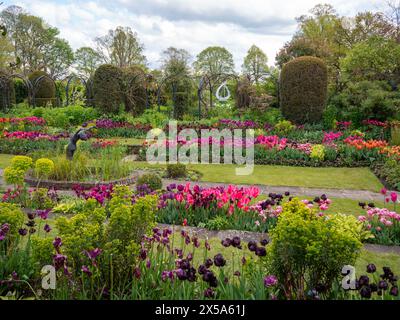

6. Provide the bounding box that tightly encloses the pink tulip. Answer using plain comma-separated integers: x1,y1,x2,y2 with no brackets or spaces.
381,188,388,195
390,192,398,203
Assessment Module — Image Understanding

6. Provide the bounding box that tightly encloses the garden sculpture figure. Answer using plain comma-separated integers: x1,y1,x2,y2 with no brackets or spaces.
66,126,95,160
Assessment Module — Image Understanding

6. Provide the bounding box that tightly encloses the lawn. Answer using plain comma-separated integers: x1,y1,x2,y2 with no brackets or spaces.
130,162,383,191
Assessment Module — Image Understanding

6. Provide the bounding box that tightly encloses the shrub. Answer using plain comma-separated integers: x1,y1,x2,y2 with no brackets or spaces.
14,78,28,104
0,71,15,110
3,166,26,185
11,155,33,171
280,56,328,124
173,79,192,120
274,120,295,135
0,203,25,240
268,198,366,299
329,81,400,125
137,173,162,191
122,66,147,116
310,144,325,162
166,163,187,179
28,71,56,107
35,158,55,179
93,64,124,114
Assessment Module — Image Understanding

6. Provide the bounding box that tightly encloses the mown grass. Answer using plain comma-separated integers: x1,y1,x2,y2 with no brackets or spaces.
130,162,383,191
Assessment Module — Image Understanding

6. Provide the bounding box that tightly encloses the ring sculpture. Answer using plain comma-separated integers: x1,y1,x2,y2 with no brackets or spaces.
215,81,231,102
66,126,96,160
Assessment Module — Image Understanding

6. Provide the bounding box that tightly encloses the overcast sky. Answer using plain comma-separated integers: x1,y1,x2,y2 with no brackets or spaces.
3,0,385,70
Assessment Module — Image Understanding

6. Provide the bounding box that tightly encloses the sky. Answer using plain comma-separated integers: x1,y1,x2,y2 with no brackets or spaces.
2,0,386,70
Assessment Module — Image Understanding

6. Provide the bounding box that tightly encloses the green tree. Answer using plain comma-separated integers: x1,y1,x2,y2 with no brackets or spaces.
74,47,102,78
242,45,269,83
340,36,400,83
44,38,74,78
194,46,235,77
13,14,59,74
0,36,13,69
95,26,146,68
194,46,235,109
161,47,191,77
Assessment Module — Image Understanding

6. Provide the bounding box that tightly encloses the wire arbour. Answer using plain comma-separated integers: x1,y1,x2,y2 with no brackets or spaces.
0,70,241,119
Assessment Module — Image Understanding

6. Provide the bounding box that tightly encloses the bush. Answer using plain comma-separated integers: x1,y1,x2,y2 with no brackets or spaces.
11,155,33,171
280,56,328,124
166,163,187,179
35,158,55,179
137,173,162,191
329,81,400,125
274,120,295,135
0,203,25,241
268,198,366,299
33,105,98,128
122,66,147,116
0,71,15,110
28,71,56,107
93,64,124,114
14,79,28,104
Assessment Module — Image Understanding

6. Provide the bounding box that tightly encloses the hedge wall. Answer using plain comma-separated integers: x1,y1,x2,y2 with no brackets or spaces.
280,56,328,124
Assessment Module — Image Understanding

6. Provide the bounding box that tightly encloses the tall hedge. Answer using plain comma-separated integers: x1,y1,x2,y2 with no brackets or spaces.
93,64,124,114
28,71,56,107
14,78,28,104
122,66,147,116
280,56,328,124
0,71,15,110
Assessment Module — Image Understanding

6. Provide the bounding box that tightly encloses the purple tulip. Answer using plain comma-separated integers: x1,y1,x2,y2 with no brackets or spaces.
264,275,278,287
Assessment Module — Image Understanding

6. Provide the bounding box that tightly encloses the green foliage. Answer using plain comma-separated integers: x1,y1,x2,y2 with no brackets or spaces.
11,156,33,171
55,199,106,263
0,203,25,239
134,108,168,128
28,71,56,107
268,198,365,299
122,66,147,116
137,172,162,191
166,163,187,178
3,166,25,185
205,215,230,230
33,105,98,128
310,144,325,161
13,79,28,104
374,158,400,191
341,36,400,83
280,56,328,124
329,81,400,124
34,158,55,179
0,71,15,110
30,188,57,210
30,236,54,267
107,188,158,264
274,120,295,135
93,64,124,114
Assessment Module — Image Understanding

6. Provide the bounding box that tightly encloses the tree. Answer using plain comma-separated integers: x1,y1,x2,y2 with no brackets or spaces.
74,47,102,78
161,47,191,77
44,38,74,78
340,36,400,84
242,45,269,83
95,26,146,68
194,46,235,77
0,36,13,69
194,46,235,109
385,0,400,42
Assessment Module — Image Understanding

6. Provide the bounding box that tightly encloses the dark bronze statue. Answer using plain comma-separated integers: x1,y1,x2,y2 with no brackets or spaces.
66,126,95,160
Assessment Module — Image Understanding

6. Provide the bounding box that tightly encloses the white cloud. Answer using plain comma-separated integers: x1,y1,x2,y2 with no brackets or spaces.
3,0,385,69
